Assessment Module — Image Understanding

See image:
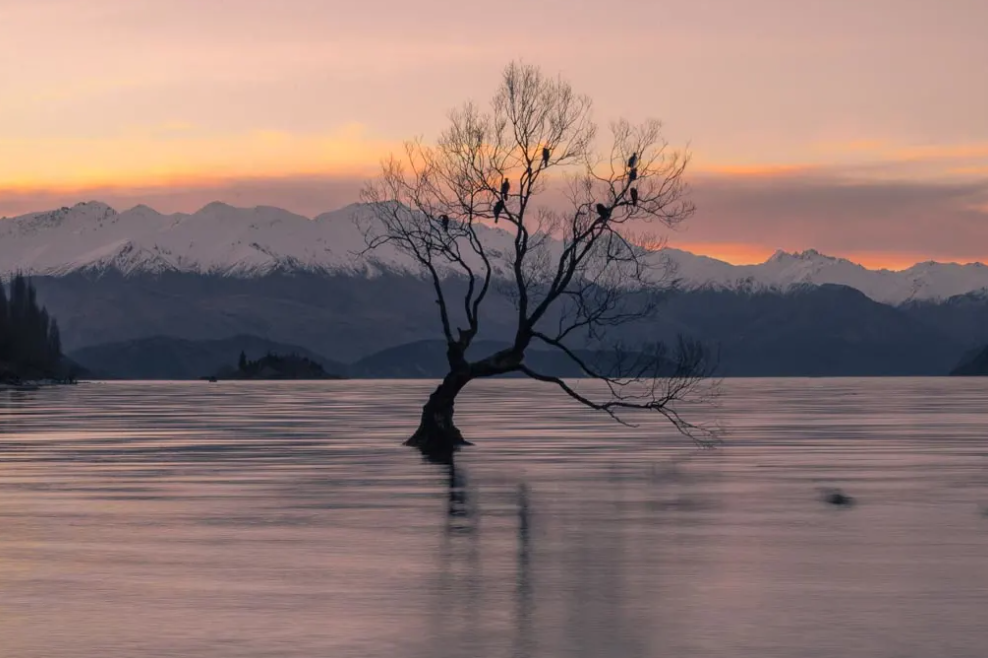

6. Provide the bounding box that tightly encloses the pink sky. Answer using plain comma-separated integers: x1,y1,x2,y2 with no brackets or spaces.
1,0,986,266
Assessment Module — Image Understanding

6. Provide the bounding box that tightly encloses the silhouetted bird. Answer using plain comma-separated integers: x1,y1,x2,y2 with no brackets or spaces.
629,167,638,182
596,203,610,220
821,488,855,507
542,147,550,166
630,188,639,206
493,199,504,223
628,152,638,169
440,214,450,231
501,178,510,198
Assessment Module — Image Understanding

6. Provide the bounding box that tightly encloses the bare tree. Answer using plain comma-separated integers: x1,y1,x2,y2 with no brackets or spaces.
361,62,716,459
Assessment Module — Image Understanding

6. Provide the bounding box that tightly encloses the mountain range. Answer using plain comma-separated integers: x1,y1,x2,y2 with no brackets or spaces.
5,200,988,377
5,200,988,305
67,335,658,380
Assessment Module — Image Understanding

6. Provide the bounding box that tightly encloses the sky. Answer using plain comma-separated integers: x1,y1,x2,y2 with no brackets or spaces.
1,0,986,268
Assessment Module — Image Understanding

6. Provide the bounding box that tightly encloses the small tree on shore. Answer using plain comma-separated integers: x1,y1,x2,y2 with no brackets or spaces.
0,275,64,380
361,62,716,459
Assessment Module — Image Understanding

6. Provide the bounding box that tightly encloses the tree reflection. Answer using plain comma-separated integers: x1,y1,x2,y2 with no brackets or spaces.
423,462,663,658
444,459,475,537
513,481,534,658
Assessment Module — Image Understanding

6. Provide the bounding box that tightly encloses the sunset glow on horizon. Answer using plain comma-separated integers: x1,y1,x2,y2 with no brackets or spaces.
2,0,986,265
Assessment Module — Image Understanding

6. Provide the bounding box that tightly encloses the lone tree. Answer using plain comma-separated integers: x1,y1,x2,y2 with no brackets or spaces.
361,62,715,459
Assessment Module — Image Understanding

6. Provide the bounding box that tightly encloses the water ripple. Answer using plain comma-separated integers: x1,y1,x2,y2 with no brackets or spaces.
0,379,986,657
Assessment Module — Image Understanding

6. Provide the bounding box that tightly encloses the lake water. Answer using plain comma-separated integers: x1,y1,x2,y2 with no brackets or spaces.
0,379,985,657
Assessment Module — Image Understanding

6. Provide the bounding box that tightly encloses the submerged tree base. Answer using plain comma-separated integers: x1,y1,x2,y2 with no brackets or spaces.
405,421,474,463
404,375,475,462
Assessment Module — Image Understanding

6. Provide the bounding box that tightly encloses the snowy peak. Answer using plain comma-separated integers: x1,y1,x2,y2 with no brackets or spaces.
768,248,841,264
0,201,116,237
3,201,988,305
664,246,988,304
757,249,870,284
0,201,444,279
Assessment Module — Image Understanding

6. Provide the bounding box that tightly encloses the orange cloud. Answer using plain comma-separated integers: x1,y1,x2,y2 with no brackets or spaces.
817,139,892,154
827,251,931,271
670,242,775,265
692,163,816,178
669,243,982,271
949,165,988,176
692,138,988,189
0,124,396,192
891,143,988,162
810,139,988,166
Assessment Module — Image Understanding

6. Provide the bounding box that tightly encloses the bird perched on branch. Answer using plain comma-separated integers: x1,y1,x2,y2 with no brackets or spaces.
596,203,610,220
440,214,450,231
493,200,504,223
630,188,639,206
542,147,550,167
628,152,638,169
501,178,510,199
629,167,638,182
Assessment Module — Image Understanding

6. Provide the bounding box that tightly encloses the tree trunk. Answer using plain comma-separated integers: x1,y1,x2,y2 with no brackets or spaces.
406,370,474,460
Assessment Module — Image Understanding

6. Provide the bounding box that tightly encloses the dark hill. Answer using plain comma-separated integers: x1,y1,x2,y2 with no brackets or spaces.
949,345,988,376
34,271,519,360
646,284,963,376
34,271,988,377
347,340,676,379
901,290,988,348
70,335,346,380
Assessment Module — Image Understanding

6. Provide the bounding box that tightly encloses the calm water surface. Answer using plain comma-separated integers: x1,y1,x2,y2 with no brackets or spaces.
0,379,986,657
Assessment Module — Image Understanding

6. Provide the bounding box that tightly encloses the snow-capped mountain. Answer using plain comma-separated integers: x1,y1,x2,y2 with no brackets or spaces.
660,248,988,304
0,201,401,277
3,201,988,305
0,200,524,279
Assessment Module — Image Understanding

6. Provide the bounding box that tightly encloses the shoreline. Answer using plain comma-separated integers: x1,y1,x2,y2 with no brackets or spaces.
0,379,78,392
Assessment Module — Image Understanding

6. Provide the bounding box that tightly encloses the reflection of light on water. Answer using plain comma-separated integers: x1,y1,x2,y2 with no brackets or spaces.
0,379,985,657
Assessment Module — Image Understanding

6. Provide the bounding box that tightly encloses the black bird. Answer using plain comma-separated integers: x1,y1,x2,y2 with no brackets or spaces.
628,167,638,182
630,188,639,206
493,199,504,223
501,178,510,198
596,203,610,220
542,147,550,166
628,152,638,169
820,488,855,507
440,214,450,231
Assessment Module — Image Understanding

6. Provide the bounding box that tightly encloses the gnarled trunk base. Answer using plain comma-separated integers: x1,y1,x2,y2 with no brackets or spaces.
405,419,472,462
405,373,473,461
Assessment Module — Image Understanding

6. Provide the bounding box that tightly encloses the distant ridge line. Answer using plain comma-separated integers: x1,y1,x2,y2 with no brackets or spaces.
3,200,988,304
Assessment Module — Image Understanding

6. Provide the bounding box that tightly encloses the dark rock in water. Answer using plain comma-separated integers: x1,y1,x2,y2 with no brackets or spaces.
820,488,855,506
